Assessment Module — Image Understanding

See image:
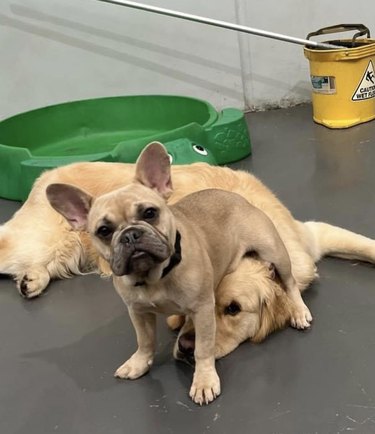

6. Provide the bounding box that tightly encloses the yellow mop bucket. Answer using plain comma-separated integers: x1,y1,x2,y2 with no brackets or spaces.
304,24,375,128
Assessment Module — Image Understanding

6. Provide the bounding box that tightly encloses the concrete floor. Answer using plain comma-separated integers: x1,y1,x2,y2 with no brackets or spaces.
1,104,375,433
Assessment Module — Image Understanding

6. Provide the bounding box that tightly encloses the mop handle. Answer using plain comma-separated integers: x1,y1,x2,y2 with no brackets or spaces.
97,0,342,49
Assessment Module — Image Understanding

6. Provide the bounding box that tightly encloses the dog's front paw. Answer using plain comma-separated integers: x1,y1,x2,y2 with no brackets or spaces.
114,353,153,380
16,268,50,299
189,371,221,405
290,303,313,330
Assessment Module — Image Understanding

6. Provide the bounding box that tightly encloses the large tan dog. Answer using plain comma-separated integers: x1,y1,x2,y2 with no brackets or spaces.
1,144,375,360
46,143,312,405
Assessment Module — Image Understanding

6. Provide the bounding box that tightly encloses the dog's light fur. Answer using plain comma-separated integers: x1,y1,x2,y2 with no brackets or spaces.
1,149,375,360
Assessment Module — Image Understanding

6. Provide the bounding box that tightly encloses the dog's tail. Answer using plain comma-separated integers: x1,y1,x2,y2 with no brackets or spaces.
303,221,375,263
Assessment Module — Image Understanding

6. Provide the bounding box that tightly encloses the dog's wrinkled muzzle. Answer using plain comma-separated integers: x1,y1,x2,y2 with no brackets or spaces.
110,226,171,276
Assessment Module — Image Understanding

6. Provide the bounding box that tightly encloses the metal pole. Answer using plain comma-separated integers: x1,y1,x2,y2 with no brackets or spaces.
97,0,342,49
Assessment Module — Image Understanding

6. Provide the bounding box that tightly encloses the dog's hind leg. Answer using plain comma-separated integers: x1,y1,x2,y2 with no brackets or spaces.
238,213,312,329
304,221,375,263
255,240,312,329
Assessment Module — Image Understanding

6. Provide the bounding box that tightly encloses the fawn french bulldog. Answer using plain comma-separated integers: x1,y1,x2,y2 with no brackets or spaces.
46,142,311,405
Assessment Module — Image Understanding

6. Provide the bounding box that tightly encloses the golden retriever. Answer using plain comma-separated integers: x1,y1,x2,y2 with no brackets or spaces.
1,160,374,358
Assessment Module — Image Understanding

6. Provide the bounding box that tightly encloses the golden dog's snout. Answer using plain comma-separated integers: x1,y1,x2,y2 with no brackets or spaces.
178,331,195,356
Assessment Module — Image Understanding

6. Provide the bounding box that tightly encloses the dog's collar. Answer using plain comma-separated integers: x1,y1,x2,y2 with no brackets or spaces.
161,230,182,279
133,231,182,286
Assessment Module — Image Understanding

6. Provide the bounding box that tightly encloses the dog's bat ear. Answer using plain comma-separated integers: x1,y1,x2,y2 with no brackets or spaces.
46,183,93,230
252,287,291,344
134,142,173,199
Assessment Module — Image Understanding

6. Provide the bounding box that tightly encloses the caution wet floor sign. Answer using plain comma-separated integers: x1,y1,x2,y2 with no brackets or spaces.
352,60,375,101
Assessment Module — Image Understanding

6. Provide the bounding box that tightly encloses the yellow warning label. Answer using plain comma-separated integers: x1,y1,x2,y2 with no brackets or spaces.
352,60,375,101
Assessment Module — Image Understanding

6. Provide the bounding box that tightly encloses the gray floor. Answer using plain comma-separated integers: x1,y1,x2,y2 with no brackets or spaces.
1,104,375,434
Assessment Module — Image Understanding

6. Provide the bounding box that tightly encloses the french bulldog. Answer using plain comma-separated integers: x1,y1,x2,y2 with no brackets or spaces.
46,142,311,405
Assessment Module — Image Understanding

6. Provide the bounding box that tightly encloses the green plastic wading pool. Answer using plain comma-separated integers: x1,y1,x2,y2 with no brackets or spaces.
0,95,251,201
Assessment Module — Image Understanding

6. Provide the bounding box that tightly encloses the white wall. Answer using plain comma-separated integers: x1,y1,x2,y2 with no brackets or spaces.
1,0,374,119
242,0,375,110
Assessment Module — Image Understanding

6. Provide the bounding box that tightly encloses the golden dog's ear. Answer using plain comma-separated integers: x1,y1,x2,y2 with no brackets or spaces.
46,183,93,231
134,142,173,199
252,287,292,343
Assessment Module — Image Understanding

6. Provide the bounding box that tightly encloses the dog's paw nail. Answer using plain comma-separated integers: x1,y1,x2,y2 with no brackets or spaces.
115,366,130,379
19,277,30,297
115,357,150,380
290,304,313,330
190,378,220,405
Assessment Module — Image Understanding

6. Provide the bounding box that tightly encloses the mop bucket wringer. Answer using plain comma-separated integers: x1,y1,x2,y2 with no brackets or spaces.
304,24,375,128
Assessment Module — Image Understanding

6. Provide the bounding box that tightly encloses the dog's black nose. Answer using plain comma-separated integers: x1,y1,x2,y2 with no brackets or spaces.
178,331,196,356
120,228,142,244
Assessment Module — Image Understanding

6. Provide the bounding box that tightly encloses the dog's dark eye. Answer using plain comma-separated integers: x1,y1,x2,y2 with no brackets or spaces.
143,207,158,220
96,225,113,238
224,301,241,316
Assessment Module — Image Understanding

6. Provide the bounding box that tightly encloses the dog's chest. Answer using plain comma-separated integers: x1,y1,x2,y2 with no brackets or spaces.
114,281,186,315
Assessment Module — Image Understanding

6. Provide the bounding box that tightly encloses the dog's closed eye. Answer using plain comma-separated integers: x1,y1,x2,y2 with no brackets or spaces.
224,301,242,316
